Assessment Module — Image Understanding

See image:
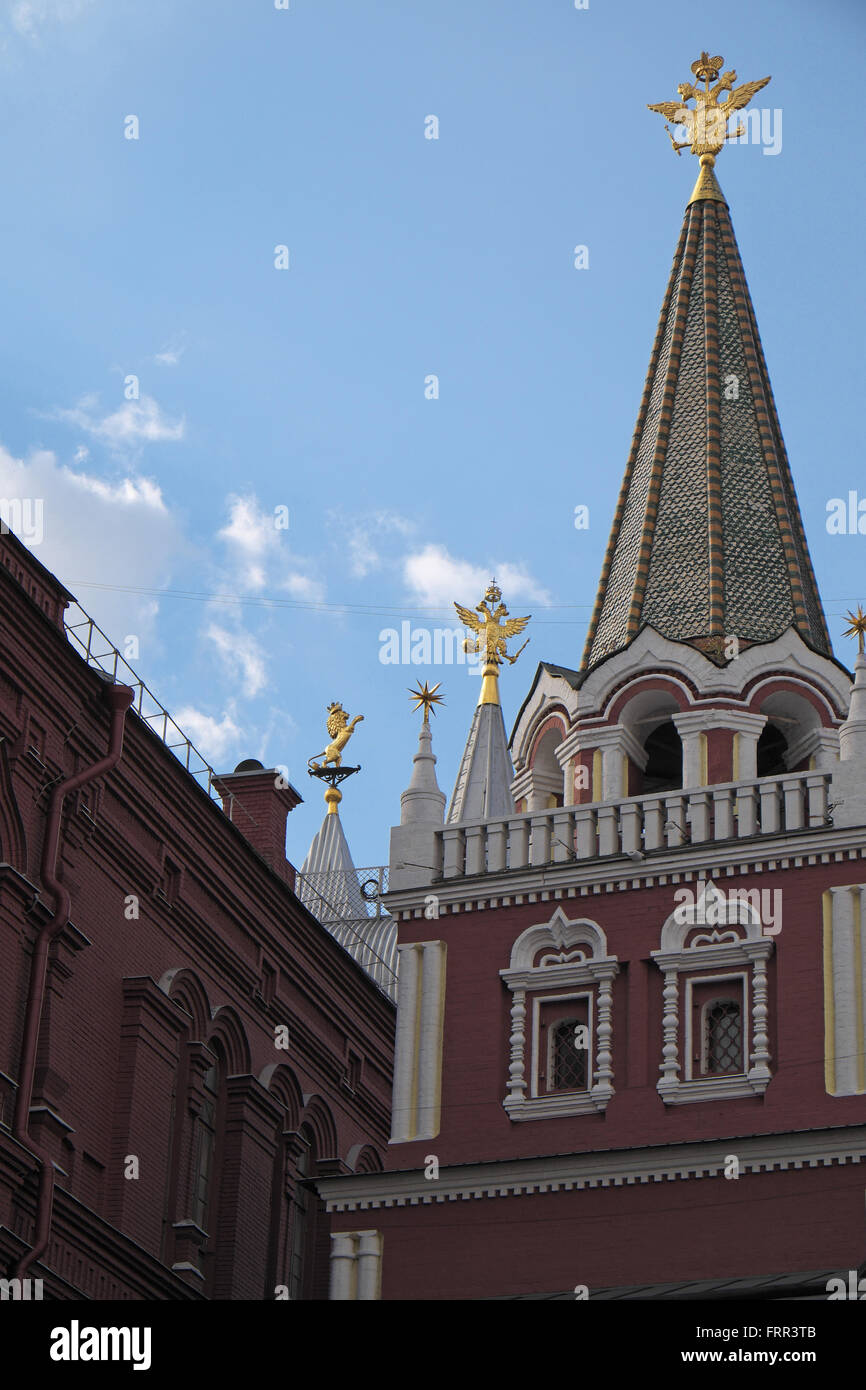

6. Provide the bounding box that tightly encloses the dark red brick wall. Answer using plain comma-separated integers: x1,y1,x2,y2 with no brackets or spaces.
0,531,394,1299
390,866,865,1170
365,1163,865,1301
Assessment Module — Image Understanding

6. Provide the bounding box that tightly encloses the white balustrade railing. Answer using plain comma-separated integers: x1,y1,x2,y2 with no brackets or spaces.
434,772,832,880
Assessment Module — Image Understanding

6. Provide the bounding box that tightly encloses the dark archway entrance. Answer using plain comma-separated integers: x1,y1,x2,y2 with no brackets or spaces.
642,721,683,795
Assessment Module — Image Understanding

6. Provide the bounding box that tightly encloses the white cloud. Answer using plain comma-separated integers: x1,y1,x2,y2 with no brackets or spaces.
205,623,268,699
280,572,325,602
73,444,89,463
0,443,185,642
217,493,322,601
63,470,167,510
154,336,187,367
403,544,550,609
54,394,185,452
171,705,242,765
218,494,278,557
335,509,415,579
11,0,94,37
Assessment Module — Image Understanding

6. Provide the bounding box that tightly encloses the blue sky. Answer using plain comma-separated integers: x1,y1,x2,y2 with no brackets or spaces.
1,0,863,868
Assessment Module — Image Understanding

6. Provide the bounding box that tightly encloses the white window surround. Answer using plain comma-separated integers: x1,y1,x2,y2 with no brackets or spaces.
532,992,593,1097
684,973,747,1080
652,881,773,1105
500,908,618,1119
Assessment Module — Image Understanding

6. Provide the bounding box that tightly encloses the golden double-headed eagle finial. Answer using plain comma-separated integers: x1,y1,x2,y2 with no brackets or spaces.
454,579,531,707
647,51,770,160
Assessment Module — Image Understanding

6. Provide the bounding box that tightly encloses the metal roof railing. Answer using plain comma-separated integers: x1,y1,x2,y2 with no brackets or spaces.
64,601,224,803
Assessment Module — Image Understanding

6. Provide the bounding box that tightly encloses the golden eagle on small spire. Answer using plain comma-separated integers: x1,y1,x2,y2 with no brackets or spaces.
647,52,770,157
454,580,531,668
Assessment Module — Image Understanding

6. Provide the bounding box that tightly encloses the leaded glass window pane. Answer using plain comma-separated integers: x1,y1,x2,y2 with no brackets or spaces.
706,999,743,1074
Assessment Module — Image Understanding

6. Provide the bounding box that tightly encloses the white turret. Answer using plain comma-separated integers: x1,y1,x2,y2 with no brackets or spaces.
389,683,446,891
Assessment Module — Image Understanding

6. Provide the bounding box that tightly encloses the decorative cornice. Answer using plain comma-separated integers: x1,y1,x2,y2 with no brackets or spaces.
389,827,866,920
317,1125,866,1212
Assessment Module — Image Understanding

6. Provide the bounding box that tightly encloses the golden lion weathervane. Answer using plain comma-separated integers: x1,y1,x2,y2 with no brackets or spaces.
308,701,365,813
647,52,770,159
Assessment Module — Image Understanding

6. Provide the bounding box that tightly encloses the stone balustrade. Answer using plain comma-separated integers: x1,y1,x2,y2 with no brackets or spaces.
435,771,832,880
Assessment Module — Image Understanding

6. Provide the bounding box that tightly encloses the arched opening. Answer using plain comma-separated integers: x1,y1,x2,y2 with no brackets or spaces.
288,1124,329,1300
756,723,788,777
195,1040,228,1297
528,725,565,809
642,721,683,795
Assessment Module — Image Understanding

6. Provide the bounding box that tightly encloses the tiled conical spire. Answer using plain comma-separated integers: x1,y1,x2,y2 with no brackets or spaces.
582,165,830,672
446,700,515,823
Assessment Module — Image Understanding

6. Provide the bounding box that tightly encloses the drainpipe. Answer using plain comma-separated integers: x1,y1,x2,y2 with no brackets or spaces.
11,682,134,1280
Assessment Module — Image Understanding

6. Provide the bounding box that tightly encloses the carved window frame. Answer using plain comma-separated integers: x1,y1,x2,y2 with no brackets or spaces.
652,882,773,1106
500,907,618,1120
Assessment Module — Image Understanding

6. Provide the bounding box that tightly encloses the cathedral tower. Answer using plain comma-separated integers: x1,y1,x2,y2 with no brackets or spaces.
319,55,866,1301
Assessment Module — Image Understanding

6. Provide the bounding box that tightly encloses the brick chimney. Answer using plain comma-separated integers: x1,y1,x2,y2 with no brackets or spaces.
218,760,303,890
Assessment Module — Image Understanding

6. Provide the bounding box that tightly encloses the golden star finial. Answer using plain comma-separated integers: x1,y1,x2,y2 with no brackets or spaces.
408,680,445,723
843,605,866,655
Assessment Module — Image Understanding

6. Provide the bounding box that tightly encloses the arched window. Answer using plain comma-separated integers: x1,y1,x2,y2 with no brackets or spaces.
642,720,683,794
547,1018,588,1092
500,909,619,1119
653,883,772,1104
191,1055,219,1231
195,1040,228,1296
704,999,744,1075
289,1125,318,1300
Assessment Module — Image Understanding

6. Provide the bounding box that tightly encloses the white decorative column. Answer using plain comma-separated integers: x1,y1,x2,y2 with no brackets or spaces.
390,940,447,1143
356,1230,384,1300
592,967,616,1104
390,942,420,1143
750,939,778,1078
329,1230,384,1300
822,884,866,1096
673,708,767,787
658,969,681,1097
505,989,527,1107
561,725,646,802
329,1232,358,1300
786,725,840,771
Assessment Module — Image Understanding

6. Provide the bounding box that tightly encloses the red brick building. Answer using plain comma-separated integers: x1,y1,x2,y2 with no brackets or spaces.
320,112,866,1300
0,527,394,1300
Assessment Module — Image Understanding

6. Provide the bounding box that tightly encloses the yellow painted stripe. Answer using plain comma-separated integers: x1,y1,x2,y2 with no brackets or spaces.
700,733,708,786
430,943,448,1136
854,890,865,1094
822,891,835,1096
408,943,424,1140
592,749,602,802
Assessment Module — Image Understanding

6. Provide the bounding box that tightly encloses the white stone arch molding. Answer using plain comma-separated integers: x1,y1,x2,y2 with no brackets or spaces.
745,676,842,769
511,710,570,810
499,907,619,1120
651,879,774,1106
601,672,694,726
